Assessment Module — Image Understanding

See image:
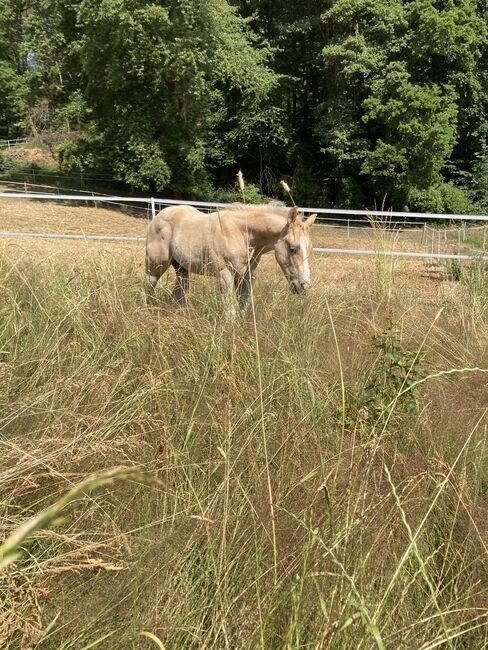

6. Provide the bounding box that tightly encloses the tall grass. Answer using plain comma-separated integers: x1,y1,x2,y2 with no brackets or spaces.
0,248,487,648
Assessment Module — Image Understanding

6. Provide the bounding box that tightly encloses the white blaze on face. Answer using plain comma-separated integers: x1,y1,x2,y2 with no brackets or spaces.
300,235,310,284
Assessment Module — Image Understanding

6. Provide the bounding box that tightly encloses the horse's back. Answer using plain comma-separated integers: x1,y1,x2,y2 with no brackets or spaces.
150,205,199,229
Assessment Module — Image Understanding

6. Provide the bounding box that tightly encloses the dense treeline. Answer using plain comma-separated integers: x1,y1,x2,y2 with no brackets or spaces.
0,0,487,210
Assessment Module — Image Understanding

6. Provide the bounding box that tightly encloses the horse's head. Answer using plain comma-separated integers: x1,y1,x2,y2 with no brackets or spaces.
274,207,317,294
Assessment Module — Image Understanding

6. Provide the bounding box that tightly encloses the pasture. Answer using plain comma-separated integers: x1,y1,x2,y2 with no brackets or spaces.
0,199,487,649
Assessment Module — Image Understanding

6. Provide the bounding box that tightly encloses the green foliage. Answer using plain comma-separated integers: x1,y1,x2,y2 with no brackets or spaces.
68,0,285,192
211,181,271,203
0,0,487,205
439,182,473,214
408,182,473,214
468,154,488,212
362,65,458,204
0,60,26,138
0,152,17,173
313,0,487,207
55,138,89,173
362,318,424,418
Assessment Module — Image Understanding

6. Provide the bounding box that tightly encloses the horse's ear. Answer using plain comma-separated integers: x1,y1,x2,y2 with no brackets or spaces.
287,206,299,224
304,213,317,228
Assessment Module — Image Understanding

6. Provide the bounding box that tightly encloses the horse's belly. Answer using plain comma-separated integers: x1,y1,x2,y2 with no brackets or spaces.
170,241,219,275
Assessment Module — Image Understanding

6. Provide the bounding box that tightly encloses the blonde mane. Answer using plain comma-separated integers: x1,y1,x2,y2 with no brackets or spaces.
224,202,287,214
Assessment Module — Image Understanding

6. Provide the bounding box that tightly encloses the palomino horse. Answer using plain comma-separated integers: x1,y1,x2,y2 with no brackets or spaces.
144,203,316,316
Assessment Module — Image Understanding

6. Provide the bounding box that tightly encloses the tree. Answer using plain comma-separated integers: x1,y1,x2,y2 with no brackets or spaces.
1,0,486,206
317,0,486,208
61,0,285,193
0,0,27,137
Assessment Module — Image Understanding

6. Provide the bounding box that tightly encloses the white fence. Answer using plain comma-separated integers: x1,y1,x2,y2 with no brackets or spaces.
0,138,28,149
1,191,488,223
0,190,487,262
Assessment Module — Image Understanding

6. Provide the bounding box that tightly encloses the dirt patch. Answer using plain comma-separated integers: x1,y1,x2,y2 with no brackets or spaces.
2,147,57,167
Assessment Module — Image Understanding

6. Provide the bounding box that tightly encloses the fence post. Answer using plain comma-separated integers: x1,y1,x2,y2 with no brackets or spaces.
151,197,156,220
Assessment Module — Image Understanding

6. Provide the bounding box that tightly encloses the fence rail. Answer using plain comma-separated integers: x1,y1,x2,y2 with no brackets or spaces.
1,230,487,262
1,190,487,261
314,247,488,261
0,138,28,149
0,230,144,242
1,191,488,223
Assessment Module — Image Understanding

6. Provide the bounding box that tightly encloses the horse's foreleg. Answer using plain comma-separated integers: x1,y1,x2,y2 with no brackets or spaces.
172,267,190,306
235,254,261,313
144,238,171,305
218,268,237,320
234,271,252,312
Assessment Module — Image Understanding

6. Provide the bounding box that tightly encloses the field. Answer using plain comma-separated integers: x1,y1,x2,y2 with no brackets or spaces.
0,199,487,649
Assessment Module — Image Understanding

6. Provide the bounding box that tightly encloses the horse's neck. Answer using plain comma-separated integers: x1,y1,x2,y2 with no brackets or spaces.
232,210,286,247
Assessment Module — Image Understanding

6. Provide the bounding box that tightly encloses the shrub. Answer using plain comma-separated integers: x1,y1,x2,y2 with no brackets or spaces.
407,186,444,213
362,317,424,420
210,181,273,204
408,183,473,214
439,182,472,214
0,153,17,174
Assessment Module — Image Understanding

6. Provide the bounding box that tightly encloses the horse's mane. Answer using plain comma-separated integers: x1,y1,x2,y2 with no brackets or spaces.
224,201,287,214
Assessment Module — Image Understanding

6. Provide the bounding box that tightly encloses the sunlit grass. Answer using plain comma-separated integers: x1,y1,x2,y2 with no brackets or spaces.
0,249,487,648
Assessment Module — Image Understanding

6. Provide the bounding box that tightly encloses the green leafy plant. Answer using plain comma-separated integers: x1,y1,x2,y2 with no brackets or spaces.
362,317,424,418
0,153,17,174
448,257,463,282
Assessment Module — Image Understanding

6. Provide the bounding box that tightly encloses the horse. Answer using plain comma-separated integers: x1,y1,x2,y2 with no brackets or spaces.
144,203,317,317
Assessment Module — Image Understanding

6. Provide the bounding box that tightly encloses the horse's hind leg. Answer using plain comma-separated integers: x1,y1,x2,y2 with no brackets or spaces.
171,262,189,306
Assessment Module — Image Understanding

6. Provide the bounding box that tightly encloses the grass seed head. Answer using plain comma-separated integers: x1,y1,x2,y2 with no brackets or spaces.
280,179,296,206
237,170,245,193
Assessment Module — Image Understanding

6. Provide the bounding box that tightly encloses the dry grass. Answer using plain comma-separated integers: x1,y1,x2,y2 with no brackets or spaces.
0,198,148,236
1,148,57,167
0,199,487,649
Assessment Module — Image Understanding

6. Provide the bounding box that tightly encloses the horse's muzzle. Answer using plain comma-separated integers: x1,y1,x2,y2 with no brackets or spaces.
290,280,310,294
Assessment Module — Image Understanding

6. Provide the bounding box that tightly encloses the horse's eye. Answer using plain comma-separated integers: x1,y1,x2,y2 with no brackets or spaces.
289,245,298,255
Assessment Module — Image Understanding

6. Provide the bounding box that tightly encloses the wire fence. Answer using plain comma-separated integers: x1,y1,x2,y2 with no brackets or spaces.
2,190,488,222
0,183,153,218
1,189,487,262
0,167,115,182
1,230,487,262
